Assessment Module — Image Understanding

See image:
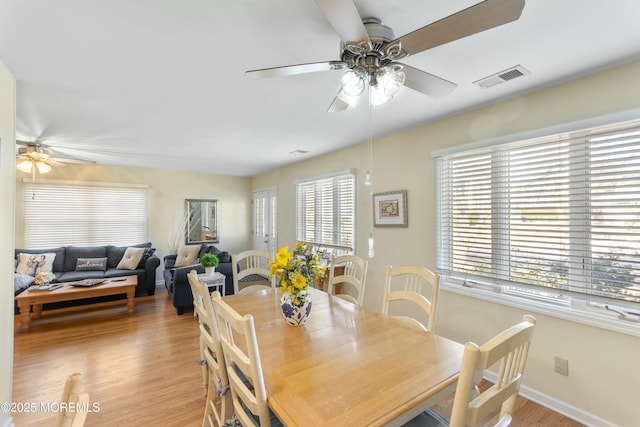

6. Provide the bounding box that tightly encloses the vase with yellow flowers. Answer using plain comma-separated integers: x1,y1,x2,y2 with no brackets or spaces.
268,242,326,326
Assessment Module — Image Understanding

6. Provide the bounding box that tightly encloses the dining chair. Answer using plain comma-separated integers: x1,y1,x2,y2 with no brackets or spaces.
211,292,283,427
188,270,209,394
188,271,233,427
403,315,537,427
326,254,368,306
232,250,275,294
381,264,440,332
54,373,90,427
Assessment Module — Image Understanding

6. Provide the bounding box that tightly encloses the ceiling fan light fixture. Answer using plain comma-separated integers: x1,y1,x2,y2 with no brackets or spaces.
378,65,405,97
36,161,52,174
16,158,52,174
340,67,366,96
17,159,33,173
370,83,392,107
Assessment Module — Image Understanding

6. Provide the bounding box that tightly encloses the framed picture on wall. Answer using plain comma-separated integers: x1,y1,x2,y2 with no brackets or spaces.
373,190,408,227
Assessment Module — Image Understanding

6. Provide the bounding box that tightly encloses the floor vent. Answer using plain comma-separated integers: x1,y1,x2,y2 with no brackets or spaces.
473,65,530,89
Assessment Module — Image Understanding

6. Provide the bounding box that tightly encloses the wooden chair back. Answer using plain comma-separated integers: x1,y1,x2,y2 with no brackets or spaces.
211,292,273,427
381,264,440,332
232,250,275,294
327,255,368,306
188,270,232,427
449,315,537,427
54,373,89,427
187,270,209,395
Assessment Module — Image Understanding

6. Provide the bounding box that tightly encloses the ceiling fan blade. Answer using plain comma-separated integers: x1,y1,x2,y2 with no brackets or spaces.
400,64,457,98
392,0,525,56
313,0,370,44
246,61,346,79
51,157,96,165
327,89,353,113
44,158,66,167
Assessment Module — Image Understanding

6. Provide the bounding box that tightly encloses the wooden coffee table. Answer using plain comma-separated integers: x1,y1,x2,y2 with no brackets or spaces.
15,276,137,332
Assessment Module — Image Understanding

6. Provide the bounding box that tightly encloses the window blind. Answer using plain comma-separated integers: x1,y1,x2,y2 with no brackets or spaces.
296,171,355,252
23,180,149,248
437,123,640,304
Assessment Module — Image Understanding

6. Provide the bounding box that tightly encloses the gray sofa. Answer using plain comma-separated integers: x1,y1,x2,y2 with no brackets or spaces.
14,242,160,297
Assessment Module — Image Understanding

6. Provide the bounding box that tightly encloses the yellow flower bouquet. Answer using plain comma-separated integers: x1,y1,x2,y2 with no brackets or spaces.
268,242,326,305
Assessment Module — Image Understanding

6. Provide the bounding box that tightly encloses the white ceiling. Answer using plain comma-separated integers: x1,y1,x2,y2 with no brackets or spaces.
2,0,640,176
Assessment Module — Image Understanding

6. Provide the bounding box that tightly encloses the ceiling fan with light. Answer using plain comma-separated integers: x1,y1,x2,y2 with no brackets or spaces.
16,140,95,176
246,0,526,111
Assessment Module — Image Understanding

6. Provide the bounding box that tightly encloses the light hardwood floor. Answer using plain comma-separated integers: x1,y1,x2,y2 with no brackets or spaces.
12,288,585,427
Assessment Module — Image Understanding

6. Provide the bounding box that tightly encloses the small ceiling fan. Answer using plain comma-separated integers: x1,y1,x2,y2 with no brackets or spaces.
16,140,95,175
246,0,526,111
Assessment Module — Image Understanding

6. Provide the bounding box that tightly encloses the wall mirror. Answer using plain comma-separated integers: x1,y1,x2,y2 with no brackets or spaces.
186,199,218,244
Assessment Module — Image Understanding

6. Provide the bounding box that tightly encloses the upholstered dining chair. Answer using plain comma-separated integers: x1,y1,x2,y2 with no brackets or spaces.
232,250,275,295
381,264,440,332
403,315,537,427
326,254,368,306
188,271,232,427
211,292,283,427
54,373,90,427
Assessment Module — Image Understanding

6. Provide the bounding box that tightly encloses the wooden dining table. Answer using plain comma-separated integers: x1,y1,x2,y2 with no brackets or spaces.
222,287,464,427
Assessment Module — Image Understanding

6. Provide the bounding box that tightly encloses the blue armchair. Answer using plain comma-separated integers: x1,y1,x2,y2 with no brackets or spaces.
163,244,234,315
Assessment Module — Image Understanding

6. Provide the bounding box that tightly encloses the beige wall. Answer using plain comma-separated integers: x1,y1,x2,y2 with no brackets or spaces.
253,60,640,426
14,164,254,277
1,60,16,427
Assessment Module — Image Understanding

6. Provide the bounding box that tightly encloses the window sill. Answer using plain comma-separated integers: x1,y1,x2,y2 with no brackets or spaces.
440,279,640,338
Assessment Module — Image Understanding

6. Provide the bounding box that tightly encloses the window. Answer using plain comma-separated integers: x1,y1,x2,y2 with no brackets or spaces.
437,121,640,311
296,171,355,255
23,180,149,248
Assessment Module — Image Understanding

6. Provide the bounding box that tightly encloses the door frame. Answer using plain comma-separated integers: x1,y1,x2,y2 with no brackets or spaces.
252,186,277,253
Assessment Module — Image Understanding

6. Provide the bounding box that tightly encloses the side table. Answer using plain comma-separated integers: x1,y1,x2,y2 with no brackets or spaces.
198,271,226,296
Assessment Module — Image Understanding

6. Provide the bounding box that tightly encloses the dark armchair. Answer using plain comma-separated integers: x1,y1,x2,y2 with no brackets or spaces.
163,244,234,315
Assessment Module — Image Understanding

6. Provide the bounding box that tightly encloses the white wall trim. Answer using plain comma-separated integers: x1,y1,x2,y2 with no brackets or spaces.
440,281,640,338
431,106,640,157
483,371,615,427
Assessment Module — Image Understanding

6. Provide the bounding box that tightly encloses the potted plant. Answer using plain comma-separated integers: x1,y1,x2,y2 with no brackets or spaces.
200,253,219,275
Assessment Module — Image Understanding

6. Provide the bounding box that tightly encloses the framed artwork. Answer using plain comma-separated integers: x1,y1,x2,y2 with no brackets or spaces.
373,190,408,227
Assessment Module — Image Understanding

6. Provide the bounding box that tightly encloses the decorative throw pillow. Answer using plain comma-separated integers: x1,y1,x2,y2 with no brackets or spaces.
116,247,145,270
216,251,231,264
75,257,108,271
136,247,156,268
14,274,34,294
173,245,201,267
15,252,56,276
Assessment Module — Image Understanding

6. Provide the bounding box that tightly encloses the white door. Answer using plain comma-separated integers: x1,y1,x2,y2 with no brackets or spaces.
252,188,277,253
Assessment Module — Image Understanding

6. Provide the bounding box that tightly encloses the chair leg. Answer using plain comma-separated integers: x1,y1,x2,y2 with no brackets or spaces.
197,336,208,396
202,369,216,427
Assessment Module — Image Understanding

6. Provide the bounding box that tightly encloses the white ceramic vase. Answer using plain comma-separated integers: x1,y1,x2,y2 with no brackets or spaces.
280,291,312,326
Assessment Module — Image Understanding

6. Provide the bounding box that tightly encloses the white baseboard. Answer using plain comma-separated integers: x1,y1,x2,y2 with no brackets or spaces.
483,371,615,427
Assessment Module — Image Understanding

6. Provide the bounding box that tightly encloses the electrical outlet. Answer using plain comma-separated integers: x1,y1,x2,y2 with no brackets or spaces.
554,356,569,376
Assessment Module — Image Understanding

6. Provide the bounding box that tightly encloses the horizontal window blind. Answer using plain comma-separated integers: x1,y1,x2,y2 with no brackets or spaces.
437,123,640,304
23,181,149,248
296,172,355,252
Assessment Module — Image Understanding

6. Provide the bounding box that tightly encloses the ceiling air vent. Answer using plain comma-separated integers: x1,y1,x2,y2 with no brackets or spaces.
473,65,530,89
